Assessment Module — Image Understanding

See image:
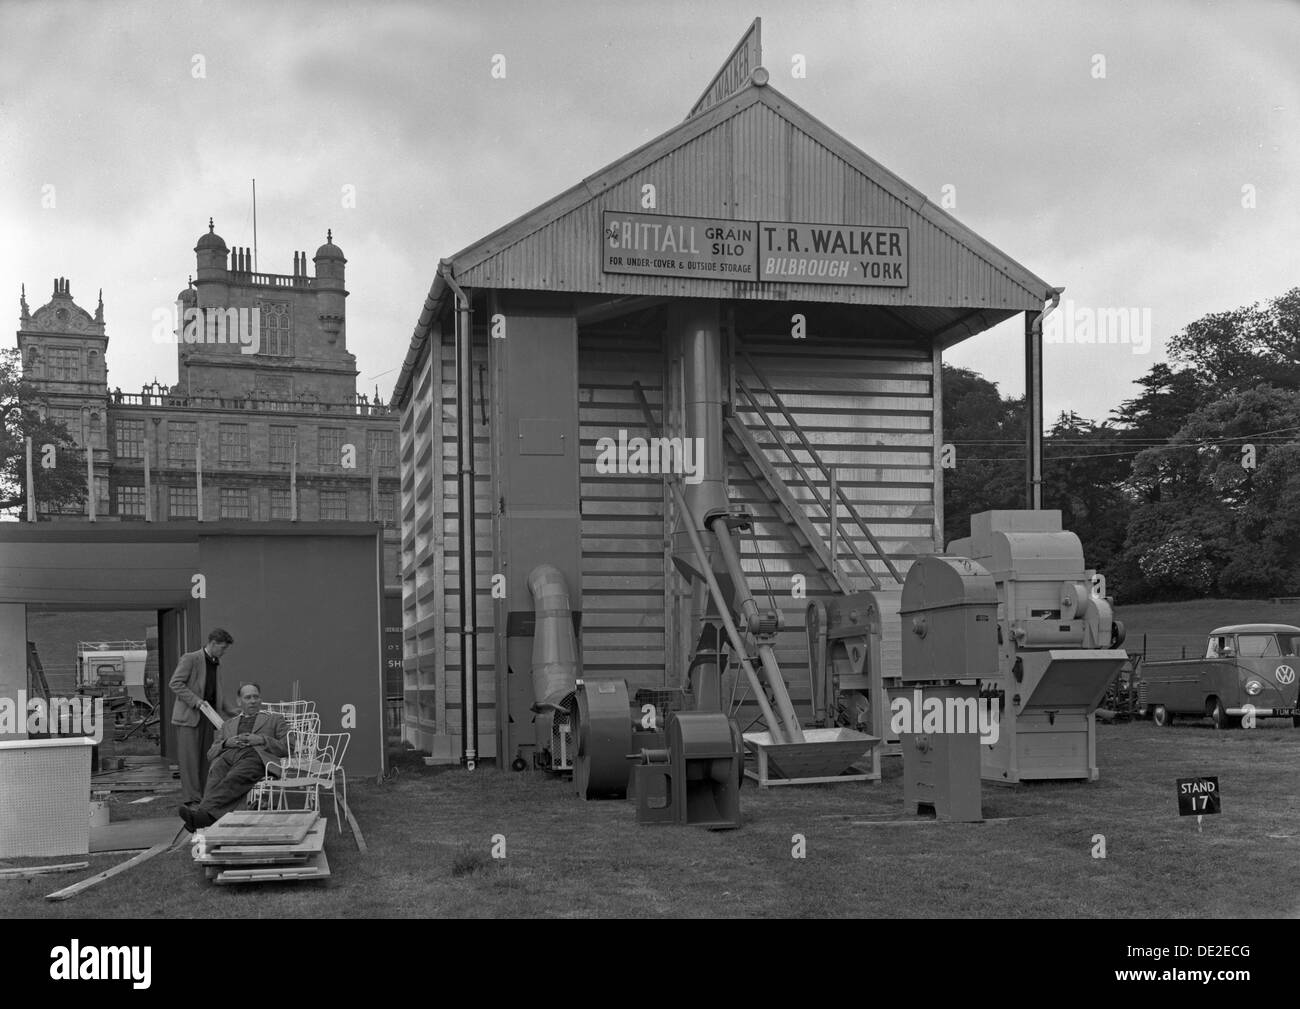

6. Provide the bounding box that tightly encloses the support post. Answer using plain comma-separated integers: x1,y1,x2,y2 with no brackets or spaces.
1025,290,1062,510
1025,309,1043,509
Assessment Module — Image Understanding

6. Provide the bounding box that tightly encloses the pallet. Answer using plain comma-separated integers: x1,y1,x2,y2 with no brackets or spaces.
199,809,318,846
197,818,327,864
211,850,330,884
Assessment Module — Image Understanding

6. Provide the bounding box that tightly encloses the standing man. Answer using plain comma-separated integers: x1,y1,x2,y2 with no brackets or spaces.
169,628,235,805
179,682,288,830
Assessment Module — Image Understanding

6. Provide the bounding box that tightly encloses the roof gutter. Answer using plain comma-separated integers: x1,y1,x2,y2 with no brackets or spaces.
391,269,450,410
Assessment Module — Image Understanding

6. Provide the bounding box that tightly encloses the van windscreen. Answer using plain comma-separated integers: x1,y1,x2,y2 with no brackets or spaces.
1237,634,1281,657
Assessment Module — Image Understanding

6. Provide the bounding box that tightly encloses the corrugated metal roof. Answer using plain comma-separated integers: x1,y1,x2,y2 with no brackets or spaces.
394,78,1054,406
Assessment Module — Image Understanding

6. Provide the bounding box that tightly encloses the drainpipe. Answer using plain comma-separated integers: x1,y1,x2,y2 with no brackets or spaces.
441,260,478,771
1025,287,1064,509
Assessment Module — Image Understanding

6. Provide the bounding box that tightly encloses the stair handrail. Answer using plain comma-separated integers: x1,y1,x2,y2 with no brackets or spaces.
737,348,904,585
733,379,881,590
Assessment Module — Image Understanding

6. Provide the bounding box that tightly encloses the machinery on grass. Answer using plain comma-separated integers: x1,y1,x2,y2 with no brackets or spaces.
948,511,1128,782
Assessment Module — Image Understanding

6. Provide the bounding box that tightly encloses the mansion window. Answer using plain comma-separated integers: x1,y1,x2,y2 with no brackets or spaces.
320,490,347,521
318,427,345,468
220,488,250,519
116,419,145,459
48,407,83,441
116,486,146,517
260,302,293,357
270,425,297,465
219,423,250,464
47,347,81,381
169,486,197,519
168,421,197,463
270,488,293,520
367,429,396,470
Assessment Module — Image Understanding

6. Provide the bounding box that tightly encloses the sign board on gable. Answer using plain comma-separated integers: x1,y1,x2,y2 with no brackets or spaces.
758,221,909,287
600,211,908,288
1176,776,1221,816
601,211,758,281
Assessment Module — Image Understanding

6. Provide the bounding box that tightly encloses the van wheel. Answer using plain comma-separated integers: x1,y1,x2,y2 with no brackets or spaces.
1152,705,1172,727
1209,699,1241,730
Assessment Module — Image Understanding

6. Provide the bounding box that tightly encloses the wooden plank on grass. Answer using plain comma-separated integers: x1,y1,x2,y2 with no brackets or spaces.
44,838,176,902
340,799,367,854
0,861,89,879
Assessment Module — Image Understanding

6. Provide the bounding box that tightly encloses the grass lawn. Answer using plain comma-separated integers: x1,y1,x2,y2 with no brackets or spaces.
1118,598,1300,660
4,720,1298,918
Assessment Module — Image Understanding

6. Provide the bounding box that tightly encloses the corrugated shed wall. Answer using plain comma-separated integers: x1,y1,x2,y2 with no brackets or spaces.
456,98,1043,311
578,331,669,689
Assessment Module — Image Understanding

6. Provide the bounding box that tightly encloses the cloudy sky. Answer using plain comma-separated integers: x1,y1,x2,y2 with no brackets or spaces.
2,0,1297,422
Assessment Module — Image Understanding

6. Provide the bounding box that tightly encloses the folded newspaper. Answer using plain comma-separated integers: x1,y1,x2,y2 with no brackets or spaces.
198,701,225,729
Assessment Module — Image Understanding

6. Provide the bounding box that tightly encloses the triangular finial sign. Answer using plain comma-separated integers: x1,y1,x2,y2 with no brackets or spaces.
687,17,762,119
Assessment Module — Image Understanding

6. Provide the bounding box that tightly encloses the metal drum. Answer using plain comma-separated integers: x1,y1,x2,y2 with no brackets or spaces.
573,679,632,799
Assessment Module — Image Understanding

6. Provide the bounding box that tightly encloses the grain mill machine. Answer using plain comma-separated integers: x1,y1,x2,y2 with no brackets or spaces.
897,554,999,821
947,510,1127,782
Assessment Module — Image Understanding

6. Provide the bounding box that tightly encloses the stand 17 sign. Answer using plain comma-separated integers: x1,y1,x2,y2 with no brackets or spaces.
1177,776,1220,816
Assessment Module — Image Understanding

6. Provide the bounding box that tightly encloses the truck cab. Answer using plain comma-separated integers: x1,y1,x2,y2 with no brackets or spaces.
1138,623,1300,728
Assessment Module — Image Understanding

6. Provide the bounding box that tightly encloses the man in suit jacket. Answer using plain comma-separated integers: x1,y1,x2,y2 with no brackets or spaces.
179,681,289,831
169,628,235,804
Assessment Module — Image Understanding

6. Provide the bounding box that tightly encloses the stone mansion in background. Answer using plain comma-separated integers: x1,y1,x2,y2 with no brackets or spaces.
15,221,401,585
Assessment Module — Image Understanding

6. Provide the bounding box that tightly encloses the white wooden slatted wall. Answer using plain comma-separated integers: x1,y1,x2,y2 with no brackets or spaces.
577,332,669,691
727,333,935,700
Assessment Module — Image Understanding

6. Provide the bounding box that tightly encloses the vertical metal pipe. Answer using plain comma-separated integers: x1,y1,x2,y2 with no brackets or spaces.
290,439,298,520
442,262,478,770
1025,289,1062,510
1024,311,1041,510
25,436,35,521
931,339,944,551
670,302,727,540
631,381,786,743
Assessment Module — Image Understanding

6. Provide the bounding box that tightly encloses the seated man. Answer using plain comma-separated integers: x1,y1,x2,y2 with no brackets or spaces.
178,682,288,831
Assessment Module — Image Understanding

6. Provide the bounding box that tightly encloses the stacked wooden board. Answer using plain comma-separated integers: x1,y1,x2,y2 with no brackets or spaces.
191,809,330,884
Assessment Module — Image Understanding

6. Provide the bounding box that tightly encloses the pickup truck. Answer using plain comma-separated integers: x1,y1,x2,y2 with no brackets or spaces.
1136,623,1300,728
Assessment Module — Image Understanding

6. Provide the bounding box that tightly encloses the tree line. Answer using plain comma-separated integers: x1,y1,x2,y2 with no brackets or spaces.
943,286,1300,602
